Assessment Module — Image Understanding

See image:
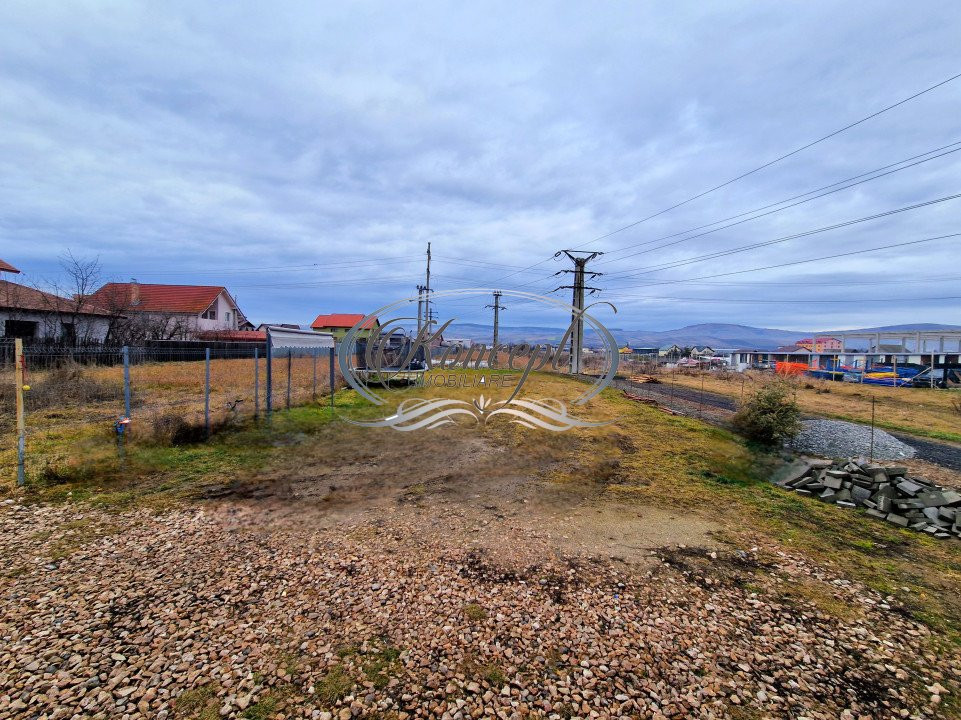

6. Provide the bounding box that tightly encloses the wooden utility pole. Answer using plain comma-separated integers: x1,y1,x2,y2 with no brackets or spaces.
553,250,603,374
15,338,26,486
485,291,506,368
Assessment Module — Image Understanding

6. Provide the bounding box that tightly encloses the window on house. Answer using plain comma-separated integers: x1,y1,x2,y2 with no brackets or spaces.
4,319,39,338
201,308,217,320
61,322,76,343
225,311,231,323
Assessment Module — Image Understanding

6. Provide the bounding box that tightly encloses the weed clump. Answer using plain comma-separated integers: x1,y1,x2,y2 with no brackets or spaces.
174,685,218,719
732,381,801,446
0,362,125,429
147,413,226,445
464,603,487,621
315,665,353,704
35,462,93,486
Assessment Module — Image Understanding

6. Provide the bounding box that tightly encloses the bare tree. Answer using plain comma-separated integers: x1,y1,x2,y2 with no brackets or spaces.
101,299,193,345
35,251,105,343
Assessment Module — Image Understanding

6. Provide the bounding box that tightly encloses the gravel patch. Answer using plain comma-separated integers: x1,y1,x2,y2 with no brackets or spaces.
1,500,958,719
792,419,916,460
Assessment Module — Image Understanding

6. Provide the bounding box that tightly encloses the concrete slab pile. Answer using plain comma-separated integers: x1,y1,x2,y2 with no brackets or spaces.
772,458,961,539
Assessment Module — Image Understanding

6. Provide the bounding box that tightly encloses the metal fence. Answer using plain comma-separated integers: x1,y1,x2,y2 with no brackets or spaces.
1,343,342,485
0,338,271,369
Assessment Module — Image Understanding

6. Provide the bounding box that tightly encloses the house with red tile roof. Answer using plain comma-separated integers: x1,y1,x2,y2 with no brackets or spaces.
89,281,250,342
310,313,380,340
0,258,21,275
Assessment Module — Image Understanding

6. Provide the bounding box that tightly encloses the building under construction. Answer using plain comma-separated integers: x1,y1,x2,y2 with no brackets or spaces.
731,328,961,373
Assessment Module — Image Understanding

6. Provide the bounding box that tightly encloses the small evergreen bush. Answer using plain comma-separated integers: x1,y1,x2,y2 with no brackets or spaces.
732,381,801,446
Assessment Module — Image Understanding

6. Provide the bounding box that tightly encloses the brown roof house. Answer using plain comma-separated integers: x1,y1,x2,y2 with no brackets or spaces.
89,281,250,343
0,276,113,342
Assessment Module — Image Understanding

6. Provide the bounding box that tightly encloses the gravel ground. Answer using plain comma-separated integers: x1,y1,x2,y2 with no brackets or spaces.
791,419,916,460
612,378,961,469
891,433,961,473
1,500,957,719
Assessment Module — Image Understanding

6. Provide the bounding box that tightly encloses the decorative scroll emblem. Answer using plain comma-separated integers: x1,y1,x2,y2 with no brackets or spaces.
337,289,619,431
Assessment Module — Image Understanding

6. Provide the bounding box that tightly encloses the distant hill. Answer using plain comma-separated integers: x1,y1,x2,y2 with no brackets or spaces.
443,322,961,350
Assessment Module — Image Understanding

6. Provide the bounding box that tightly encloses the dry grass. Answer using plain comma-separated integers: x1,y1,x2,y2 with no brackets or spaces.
0,356,343,482
4,369,961,646
667,369,961,442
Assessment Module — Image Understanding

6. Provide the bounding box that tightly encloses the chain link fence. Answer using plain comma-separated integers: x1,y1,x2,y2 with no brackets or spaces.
1,341,342,484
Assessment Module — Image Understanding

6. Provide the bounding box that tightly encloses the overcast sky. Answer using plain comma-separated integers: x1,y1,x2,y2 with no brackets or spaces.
1,2,959,331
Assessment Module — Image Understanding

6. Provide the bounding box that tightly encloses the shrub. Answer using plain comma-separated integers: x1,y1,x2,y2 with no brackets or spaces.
36,462,93,486
147,413,222,445
732,381,802,446
29,363,125,409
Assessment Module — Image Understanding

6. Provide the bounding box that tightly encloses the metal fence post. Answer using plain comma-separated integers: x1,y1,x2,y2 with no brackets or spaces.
254,347,260,420
329,345,336,412
122,346,131,420
266,330,273,417
286,349,292,410
15,338,26,486
204,347,211,438
312,348,317,401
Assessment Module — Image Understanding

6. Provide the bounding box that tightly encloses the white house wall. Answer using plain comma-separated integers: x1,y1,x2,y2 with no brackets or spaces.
0,309,110,341
196,292,240,332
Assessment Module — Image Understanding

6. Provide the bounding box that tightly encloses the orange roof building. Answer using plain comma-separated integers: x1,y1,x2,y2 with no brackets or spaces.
310,313,380,340
0,258,21,274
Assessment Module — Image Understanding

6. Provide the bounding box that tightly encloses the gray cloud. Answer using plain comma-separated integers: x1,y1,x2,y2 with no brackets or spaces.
1,1,959,331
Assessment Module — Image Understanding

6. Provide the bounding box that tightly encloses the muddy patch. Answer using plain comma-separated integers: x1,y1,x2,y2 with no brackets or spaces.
655,545,773,589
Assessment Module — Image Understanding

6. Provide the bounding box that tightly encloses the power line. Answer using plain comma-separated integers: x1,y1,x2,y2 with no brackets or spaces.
576,71,961,248
127,255,420,276
433,255,550,272
601,231,961,289
597,141,961,264
595,294,961,305
495,138,961,291
230,273,422,289
651,273,961,288
603,191,961,280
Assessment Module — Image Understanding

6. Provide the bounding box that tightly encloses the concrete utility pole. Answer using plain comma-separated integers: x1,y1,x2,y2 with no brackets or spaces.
553,250,603,374
423,242,433,329
485,290,506,368
416,284,427,334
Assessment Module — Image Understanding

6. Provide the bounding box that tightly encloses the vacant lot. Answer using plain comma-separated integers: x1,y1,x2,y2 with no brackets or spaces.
2,373,961,718
0,355,338,481
661,369,961,443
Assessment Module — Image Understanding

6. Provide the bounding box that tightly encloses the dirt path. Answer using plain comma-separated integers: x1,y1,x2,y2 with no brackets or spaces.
207,424,719,566
613,375,961,475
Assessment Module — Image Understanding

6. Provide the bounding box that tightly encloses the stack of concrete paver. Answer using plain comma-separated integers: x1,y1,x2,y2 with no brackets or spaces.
774,458,961,539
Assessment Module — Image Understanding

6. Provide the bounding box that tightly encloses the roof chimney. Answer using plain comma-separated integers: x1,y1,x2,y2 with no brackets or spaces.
130,278,141,306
